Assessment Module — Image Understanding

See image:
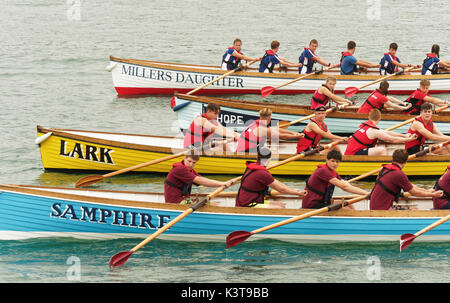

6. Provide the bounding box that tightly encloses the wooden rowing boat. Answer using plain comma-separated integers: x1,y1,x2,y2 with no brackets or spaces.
108,56,450,96
36,125,449,177
172,94,450,135
1,184,448,242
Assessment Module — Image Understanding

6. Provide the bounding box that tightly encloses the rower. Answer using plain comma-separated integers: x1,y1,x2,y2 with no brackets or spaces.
301,150,369,209
296,106,348,154
338,41,380,75
379,42,418,75
310,76,353,109
405,102,450,155
221,38,260,71
164,149,228,204
235,146,306,208
344,109,416,156
235,108,303,153
421,44,450,75
259,40,302,73
357,80,412,113
369,149,443,210
403,79,449,115
183,102,239,149
298,39,335,74
433,166,450,210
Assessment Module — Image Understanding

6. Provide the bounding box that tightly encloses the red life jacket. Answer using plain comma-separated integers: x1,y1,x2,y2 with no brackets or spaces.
344,120,379,155
311,84,333,109
404,88,428,115
183,113,215,148
305,164,338,204
357,89,389,113
370,163,403,204
405,116,434,150
164,161,200,199
296,119,328,153
235,119,267,153
236,161,271,207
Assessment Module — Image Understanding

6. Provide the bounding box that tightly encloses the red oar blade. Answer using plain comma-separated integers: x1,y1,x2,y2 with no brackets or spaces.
261,86,275,98
344,87,359,98
226,231,253,249
109,250,134,268
399,233,417,252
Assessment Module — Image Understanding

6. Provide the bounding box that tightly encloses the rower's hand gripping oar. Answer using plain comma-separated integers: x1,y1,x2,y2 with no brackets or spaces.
261,65,334,98
169,58,259,105
344,67,414,98
74,139,232,188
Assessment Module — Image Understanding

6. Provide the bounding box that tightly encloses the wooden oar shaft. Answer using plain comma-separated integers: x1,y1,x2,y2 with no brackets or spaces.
359,67,413,90
276,66,333,90
384,104,447,132
279,104,348,128
187,59,258,95
414,214,450,238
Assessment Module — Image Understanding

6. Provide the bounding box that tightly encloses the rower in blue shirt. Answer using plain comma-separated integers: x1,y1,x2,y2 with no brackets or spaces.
422,44,450,75
379,43,417,75
339,41,380,75
221,38,260,71
298,39,335,74
259,40,302,73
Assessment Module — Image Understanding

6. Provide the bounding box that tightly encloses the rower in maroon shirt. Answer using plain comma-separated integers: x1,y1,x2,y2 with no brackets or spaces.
164,149,228,204
235,146,306,208
301,150,369,209
369,149,443,210
433,166,450,209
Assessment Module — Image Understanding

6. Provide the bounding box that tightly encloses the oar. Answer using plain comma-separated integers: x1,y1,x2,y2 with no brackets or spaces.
344,67,413,98
109,140,341,268
400,214,450,252
261,66,334,98
279,103,351,129
169,59,259,105
74,139,232,188
226,194,369,248
384,105,449,131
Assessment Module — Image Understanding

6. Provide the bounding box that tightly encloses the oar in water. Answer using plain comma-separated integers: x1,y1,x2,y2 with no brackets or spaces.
169,58,259,105
344,67,414,98
261,66,334,98
109,140,341,268
74,139,232,188
400,214,450,252
226,194,369,248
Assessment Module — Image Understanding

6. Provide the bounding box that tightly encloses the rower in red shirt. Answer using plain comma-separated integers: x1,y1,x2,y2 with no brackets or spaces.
164,150,227,204
433,166,450,209
301,150,369,209
403,79,449,115
296,106,348,154
235,146,306,208
310,77,353,109
357,80,411,114
184,102,239,149
344,109,416,156
235,108,303,153
404,102,450,155
369,149,443,210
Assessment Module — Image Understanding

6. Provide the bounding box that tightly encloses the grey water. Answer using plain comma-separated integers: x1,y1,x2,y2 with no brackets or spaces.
0,0,449,284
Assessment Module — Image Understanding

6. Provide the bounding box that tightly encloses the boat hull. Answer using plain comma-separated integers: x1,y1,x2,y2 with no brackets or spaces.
36,126,450,177
109,56,450,96
1,185,449,243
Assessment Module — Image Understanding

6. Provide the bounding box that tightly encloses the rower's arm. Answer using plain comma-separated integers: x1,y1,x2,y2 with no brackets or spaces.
269,179,306,197
329,178,369,196
193,176,224,188
309,123,346,141
355,60,380,68
320,87,353,105
424,95,449,107
408,185,442,198
385,100,411,111
315,56,331,67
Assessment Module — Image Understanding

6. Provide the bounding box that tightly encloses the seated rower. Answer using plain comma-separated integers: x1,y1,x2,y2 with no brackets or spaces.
298,39,335,74
344,109,416,156
421,44,450,75
259,40,302,73
183,102,239,149
301,150,369,209
235,108,303,153
164,150,228,204
235,146,306,208
379,42,418,75
403,79,449,115
310,76,353,109
433,166,450,210
405,102,450,155
221,38,260,71
369,149,443,210
339,40,380,75
357,80,412,113
296,106,348,154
